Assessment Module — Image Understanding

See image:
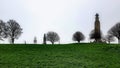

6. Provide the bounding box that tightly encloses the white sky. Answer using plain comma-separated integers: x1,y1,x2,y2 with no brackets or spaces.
0,0,120,44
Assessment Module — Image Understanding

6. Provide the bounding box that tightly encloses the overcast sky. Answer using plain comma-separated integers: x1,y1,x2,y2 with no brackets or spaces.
0,0,120,44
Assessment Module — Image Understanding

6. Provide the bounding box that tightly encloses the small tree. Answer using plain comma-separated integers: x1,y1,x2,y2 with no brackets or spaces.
34,36,37,44
72,31,85,43
6,20,22,44
105,34,115,44
43,34,46,44
108,22,120,44
46,31,60,44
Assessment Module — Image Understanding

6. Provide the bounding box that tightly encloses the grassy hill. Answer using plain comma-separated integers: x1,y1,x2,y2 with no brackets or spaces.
0,43,120,68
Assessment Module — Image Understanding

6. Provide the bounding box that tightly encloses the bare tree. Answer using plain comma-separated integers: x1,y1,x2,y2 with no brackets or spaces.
72,31,85,43
7,20,22,44
108,22,120,44
34,36,37,44
105,34,115,44
46,31,60,44
43,34,46,44
0,20,8,41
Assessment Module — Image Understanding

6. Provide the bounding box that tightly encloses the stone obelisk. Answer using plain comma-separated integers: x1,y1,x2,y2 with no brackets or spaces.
94,13,101,42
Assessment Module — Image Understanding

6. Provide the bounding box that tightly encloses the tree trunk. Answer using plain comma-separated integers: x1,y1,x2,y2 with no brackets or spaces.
52,42,54,45
108,40,110,44
78,41,80,43
11,38,14,44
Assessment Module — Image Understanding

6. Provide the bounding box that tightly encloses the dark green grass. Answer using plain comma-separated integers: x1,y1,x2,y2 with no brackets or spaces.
0,43,120,68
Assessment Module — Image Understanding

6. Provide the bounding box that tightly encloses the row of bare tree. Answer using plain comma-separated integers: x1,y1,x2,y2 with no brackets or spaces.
38,22,120,44
0,19,120,44
33,31,84,44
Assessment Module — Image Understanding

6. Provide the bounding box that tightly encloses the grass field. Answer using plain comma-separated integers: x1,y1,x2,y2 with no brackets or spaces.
0,43,120,68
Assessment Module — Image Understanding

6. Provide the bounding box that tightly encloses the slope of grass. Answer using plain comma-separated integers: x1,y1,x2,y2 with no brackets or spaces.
0,43,120,68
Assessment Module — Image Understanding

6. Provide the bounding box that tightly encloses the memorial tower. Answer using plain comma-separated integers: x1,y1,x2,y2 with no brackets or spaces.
94,13,101,42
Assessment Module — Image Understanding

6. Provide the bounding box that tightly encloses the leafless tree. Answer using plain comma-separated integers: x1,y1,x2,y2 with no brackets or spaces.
108,22,120,44
105,34,115,44
72,31,85,43
7,20,22,44
46,31,60,44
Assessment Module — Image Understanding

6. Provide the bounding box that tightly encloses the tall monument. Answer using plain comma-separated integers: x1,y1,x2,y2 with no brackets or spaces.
94,13,101,42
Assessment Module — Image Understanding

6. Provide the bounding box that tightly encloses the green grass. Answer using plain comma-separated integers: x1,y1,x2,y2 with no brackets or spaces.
0,43,120,68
